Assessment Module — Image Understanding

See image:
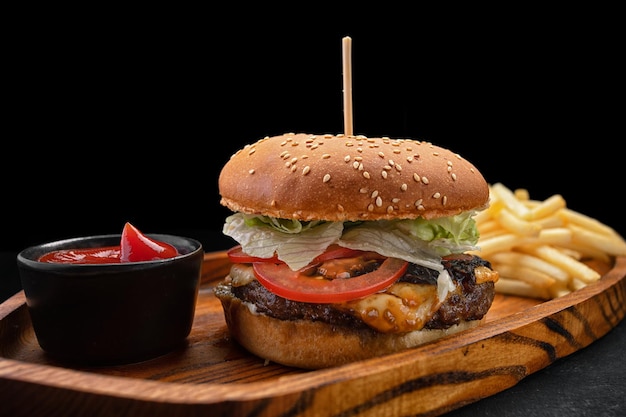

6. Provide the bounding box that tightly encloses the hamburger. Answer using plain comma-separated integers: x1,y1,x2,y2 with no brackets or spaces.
215,133,498,369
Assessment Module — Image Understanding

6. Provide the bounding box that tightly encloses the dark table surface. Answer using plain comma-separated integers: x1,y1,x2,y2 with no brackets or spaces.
1,231,625,417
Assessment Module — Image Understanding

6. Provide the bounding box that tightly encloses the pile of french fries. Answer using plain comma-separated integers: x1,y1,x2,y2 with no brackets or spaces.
469,182,626,299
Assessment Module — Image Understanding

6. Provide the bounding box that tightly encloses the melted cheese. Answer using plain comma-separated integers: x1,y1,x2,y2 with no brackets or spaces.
475,265,499,284
335,282,441,333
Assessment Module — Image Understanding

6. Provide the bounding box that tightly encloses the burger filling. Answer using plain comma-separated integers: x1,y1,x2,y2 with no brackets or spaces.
215,254,497,334
222,212,484,304
217,211,497,334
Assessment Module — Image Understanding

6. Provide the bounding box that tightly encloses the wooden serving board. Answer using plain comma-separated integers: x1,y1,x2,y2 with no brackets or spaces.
1,251,625,417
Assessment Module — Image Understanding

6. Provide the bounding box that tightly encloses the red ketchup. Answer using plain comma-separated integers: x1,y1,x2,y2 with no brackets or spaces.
38,222,179,264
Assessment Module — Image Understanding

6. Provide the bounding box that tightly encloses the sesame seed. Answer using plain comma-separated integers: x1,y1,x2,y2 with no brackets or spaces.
387,206,394,213
355,156,363,161
383,165,392,171
381,171,388,179
413,173,421,182
376,196,383,207
271,200,276,207
371,190,379,198
401,183,407,191
323,174,331,183
249,169,255,174
415,199,423,206
392,198,400,203
344,155,351,162
322,154,331,159
368,204,374,212
291,165,297,172
302,166,311,175
280,140,288,146
393,149,401,154
363,171,371,179
442,196,448,205
248,148,256,155
407,156,414,162
388,160,395,166
432,152,439,156
417,205,425,211
421,176,429,185
433,192,441,199
352,161,360,169
378,151,385,158
360,188,368,194
395,164,402,172
357,147,363,153
280,151,289,158
451,173,457,181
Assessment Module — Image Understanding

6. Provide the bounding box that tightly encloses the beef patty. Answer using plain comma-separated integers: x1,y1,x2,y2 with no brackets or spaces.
226,255,495,332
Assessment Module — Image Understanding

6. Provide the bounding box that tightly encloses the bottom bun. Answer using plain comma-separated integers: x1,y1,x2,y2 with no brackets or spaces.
218,292,483,369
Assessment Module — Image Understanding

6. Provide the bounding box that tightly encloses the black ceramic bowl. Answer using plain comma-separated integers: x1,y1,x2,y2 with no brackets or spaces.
16,234,203,366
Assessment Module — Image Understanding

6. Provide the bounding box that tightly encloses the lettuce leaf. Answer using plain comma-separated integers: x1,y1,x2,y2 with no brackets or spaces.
223,212,480,271
223,214,344,270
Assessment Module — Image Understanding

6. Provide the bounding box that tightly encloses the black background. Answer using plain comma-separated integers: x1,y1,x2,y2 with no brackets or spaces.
1,6,624,416
3,7,623,253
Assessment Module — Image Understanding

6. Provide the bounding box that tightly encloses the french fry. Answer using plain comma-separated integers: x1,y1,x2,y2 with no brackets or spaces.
491,263,557,289
519,244,601,283
475,183,626,300
489,251,569,283
495,277,551,300
475,219,504,235
512,228,572,248
513,188,530,201
490,183,531,219
527,194,566,220
473,233,520,256
553,240,611,264
569,224,626,257
495,208,541,236
561,208,619,236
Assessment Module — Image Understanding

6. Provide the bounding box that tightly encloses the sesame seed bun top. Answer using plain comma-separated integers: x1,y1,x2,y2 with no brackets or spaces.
219,133,489,222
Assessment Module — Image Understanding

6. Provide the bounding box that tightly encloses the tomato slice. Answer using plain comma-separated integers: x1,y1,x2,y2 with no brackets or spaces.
227,245,281,264
253,256,408,303
120,222,179,262
311,244,363,263
227,244,363,265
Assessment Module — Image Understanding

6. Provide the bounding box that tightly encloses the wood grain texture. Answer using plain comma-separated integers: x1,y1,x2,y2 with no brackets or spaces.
1,252,624,417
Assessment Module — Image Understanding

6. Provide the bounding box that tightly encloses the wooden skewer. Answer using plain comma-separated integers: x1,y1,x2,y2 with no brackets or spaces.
342,36,353,137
